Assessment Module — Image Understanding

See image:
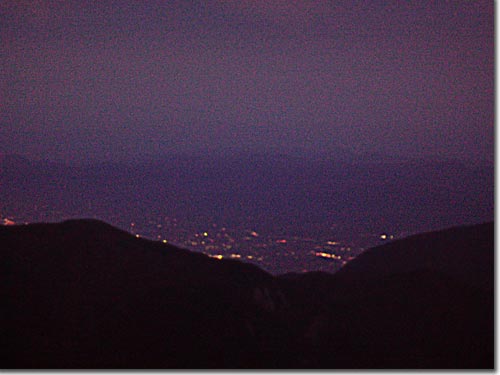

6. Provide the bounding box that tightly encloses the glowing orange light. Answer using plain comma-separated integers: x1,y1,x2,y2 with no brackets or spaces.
208,254,223,260
315,252,341,260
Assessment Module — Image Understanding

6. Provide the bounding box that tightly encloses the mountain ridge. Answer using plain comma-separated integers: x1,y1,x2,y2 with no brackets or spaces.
1,219,493,368
334,221,493,289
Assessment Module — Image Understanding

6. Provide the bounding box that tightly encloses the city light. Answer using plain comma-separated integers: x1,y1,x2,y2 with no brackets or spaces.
2,211,367,274
208,254,223,260
315,252,341,260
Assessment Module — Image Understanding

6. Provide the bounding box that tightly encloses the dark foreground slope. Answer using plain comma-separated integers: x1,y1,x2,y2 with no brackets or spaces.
1,220,493,369
1,220,287,368
277,222,494,368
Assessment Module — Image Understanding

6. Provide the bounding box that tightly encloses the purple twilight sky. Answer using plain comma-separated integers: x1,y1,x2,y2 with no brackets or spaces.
0,1,494,162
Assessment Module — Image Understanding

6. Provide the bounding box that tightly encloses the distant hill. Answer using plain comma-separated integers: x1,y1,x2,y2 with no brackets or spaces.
1,219,493,368
1,154,493,239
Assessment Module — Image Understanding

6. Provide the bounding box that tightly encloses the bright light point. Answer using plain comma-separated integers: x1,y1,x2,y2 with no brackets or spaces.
203,232,208,237
315,252,341,260
135,234,140,238
326,241,339,245
3,218,15,225
162,239,167,243
380,234,387,240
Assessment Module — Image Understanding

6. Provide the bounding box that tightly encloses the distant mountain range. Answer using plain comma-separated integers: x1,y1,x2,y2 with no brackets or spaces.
1,153,493,239
1,219,493,368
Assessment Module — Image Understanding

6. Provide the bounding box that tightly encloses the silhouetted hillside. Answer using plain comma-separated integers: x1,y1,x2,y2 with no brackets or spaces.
1,220,493,368
1,219,286,368
277,222,493,368
335,222,493,290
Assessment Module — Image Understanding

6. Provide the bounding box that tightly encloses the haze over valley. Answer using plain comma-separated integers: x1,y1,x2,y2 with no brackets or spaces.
1,152,493,274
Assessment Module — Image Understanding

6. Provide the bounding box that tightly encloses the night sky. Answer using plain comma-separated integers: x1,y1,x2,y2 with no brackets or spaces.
1,1,494,163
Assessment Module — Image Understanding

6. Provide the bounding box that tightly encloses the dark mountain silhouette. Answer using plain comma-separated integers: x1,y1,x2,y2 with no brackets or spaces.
276,222,493,368
334,222,493,289
1,220,493,368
